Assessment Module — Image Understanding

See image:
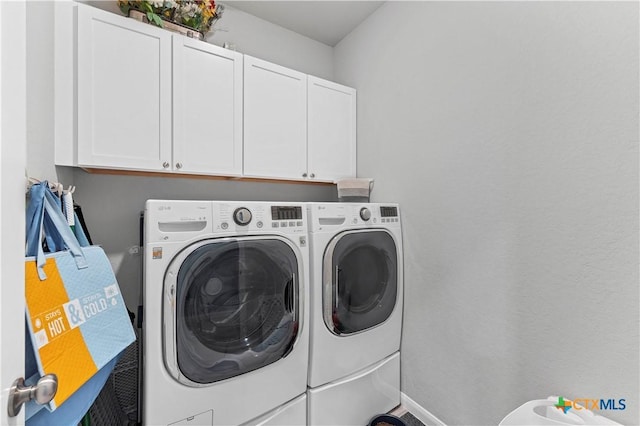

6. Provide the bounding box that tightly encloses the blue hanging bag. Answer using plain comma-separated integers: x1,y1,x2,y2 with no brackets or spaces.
24,182,135,426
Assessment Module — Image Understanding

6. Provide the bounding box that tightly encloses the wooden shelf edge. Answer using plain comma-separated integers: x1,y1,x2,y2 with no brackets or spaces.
81,168,336,186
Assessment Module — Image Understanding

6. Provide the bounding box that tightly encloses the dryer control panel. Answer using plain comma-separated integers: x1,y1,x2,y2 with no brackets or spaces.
307,203,401,232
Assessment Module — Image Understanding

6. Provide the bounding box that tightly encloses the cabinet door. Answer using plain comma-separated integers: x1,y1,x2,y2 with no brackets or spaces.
308,76,357,181
77,5,172,171
243,56,307,180
173,37,243,175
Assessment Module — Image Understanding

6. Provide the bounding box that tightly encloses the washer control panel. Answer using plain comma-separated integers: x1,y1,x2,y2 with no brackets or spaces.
146,200,308,242
214,202,306,234
146,200,213,243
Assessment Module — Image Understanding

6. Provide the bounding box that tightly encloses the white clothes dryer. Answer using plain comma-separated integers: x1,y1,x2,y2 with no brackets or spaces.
143,200,309,426
306,203,404,425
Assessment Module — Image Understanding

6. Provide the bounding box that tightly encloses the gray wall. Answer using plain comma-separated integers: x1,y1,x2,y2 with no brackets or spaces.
26,1,73,185
334,2,639,425
207,5,334,80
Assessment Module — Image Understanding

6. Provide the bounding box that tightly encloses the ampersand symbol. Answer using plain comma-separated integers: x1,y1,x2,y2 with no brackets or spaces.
68,304,82,325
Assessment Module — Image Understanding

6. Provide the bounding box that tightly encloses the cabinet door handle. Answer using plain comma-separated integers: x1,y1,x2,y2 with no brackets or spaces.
310,173,315,179
302,173,308,178
175,163,183,170
162,162,170,169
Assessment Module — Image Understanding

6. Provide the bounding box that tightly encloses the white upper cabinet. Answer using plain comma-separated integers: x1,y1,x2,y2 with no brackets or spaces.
243,57,357,182
75,4,243,176
61,4,356,182
77,5,172,171
307,76,357,181
243,56,308,180
173,37,243,176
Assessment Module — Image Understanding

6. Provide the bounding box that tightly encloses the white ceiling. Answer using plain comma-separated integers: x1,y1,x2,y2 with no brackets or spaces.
223,1,384,46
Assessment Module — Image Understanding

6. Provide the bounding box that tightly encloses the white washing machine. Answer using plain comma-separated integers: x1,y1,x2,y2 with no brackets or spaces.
306,203,404,425
143,200,309,426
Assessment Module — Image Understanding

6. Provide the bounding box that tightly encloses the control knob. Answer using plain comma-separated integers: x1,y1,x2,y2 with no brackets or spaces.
233,207,252,226
360,207,371,221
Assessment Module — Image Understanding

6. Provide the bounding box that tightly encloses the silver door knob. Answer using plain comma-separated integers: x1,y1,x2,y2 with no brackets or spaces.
310,173,315,178
8,374,58,417
302,173,308,178
162,162,170,169
175,162,183,170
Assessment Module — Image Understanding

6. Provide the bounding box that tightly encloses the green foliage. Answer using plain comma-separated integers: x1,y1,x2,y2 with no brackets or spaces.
118,2,131,15
118,1,223,35
147,11,164,27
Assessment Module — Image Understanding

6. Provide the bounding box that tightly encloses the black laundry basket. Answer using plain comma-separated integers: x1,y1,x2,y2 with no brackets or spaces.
83,328,140,425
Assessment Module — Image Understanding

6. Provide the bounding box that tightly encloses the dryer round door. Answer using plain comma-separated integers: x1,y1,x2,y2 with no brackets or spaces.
323,229,398,335
164,237,301,386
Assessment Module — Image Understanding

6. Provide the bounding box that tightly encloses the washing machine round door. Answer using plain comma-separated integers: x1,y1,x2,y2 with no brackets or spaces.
323,229,398,335
166,237,300,385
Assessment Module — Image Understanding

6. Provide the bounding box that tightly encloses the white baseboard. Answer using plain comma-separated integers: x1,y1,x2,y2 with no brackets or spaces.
401,392,447,426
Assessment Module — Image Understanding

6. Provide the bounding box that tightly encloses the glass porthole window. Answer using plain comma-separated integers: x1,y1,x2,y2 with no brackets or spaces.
324,230,397,335
173,239,299,384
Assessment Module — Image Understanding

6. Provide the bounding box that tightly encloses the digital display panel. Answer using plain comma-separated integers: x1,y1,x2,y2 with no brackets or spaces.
380,206,398,217
271,206,303,220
